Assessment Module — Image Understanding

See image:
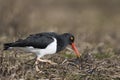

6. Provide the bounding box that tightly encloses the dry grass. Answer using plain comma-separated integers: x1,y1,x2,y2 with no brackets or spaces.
0,41,120,80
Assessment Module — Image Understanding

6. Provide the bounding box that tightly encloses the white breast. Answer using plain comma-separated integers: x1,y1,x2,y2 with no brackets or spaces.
25,38,57,58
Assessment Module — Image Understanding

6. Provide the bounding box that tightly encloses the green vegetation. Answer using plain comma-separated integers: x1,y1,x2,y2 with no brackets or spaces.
94,53,112,59
62,53,76,59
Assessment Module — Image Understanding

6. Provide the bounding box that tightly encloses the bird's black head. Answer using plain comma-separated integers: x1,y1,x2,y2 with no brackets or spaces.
62,33,75,45
60,33,80,58
62,33,80,58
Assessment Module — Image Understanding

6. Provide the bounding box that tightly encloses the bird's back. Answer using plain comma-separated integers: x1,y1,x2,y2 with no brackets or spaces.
4,32,58,50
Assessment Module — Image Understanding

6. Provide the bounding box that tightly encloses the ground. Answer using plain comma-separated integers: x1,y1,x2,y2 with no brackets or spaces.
0,44,120,80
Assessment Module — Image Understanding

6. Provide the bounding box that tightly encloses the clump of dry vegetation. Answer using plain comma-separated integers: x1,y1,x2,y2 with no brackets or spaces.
0,0,120,80
0,47,120,80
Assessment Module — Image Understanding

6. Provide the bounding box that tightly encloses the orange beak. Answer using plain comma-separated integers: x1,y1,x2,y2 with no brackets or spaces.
71,43,80,58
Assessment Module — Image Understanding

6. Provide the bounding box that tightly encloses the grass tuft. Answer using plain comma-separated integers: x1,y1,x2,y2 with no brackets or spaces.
94,53,112,60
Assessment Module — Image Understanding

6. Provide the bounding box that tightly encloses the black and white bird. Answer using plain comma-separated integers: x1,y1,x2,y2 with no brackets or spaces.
3,32,80,71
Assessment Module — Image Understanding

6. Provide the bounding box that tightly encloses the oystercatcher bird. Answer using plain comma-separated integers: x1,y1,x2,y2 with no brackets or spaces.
3,32,80,72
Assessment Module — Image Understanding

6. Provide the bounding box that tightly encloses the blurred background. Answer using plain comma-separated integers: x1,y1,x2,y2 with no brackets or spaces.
0,0,120,52
0,1,120,79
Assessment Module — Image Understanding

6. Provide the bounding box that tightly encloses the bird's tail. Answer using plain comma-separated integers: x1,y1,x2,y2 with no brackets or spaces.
3,39,25,50
3,43,13,50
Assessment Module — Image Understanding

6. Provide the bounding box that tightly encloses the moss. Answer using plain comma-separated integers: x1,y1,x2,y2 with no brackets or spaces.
62,53,76,59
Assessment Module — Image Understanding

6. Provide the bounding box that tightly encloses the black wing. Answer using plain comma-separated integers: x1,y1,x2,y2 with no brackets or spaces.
6,32,58,49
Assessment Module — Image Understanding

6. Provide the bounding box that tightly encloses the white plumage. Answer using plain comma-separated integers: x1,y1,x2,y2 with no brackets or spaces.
23,38,57,58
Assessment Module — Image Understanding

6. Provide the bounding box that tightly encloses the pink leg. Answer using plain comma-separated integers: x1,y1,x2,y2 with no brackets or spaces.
35,58,57,72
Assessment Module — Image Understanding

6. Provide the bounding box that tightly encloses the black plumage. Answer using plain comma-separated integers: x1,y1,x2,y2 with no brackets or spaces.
4,32,55,49
4,32,74,53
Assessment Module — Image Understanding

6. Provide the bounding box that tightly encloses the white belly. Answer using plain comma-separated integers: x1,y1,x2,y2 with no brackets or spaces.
24,38,57,58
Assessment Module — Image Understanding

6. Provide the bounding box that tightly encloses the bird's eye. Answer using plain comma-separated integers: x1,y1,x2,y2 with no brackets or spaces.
70,37,74,40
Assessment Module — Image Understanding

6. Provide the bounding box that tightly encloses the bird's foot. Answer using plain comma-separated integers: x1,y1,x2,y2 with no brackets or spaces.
35,58,57,73
36,68,43,73
37,58,57,65
46,60,57,65
35,61,44,73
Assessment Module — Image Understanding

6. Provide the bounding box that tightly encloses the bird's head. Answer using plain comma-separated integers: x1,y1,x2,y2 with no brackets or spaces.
63,33,80,58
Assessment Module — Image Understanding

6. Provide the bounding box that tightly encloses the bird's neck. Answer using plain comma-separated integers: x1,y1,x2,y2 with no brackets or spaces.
56,35,69,52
